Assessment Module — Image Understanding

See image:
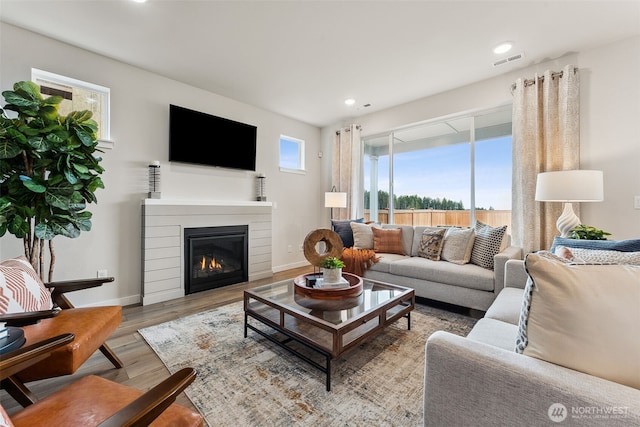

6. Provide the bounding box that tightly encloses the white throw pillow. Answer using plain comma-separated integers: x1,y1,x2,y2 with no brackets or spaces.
350,222,380,250
519,251,640,390
554,245,640,265
440,227,475,265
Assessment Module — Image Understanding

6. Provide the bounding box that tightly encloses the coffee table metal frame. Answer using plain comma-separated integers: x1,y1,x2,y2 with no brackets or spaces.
243,277,415,391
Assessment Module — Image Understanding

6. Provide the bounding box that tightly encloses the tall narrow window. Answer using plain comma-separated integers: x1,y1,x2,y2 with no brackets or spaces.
279,135,305,173
363,105,512,232
31,68,112,147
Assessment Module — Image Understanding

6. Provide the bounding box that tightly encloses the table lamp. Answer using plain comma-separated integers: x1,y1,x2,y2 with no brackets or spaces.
535,170,604,238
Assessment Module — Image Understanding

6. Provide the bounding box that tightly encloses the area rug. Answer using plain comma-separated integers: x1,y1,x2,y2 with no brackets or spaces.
138,301,476,427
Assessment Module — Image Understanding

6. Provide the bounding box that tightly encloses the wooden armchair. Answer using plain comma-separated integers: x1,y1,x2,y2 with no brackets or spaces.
0,334,204,426
0,257,123,407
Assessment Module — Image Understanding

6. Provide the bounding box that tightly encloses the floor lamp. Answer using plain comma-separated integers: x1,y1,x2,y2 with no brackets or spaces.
324,187,347,225
535,170,604,238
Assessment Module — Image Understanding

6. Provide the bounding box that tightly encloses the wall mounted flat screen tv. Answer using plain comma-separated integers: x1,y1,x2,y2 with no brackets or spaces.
169,104,257,171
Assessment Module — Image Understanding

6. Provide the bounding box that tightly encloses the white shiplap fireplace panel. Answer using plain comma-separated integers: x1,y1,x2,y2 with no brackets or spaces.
142,199,273,305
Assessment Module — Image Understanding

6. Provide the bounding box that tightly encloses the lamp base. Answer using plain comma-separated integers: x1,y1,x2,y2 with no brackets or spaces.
557,202,581,238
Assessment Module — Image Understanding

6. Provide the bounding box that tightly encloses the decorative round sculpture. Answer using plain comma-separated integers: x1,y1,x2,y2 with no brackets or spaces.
303,229,344,267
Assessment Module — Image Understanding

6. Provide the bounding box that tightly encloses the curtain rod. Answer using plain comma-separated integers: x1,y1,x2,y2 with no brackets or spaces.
335,124,361,135
510,66,578,93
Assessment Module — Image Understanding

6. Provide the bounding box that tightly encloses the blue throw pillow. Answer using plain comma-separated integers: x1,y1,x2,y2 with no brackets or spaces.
331,218,364,248
550,236,640,253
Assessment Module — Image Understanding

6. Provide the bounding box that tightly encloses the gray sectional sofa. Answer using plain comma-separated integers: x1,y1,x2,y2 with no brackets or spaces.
424,259,640,426
361,224,522,311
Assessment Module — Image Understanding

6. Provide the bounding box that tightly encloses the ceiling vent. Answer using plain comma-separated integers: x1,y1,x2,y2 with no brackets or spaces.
493,52,525,68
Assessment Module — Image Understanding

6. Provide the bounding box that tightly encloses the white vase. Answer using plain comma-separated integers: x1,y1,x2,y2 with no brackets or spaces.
322,267,342,283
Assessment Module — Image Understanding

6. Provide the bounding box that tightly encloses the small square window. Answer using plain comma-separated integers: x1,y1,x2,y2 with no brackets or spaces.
279,135,305,173
31,68,112,148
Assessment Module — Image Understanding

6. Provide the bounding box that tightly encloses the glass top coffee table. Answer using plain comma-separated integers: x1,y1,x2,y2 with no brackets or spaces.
243,274,415,391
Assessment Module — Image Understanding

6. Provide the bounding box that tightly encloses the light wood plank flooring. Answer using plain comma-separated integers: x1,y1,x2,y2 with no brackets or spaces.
0,265,314,416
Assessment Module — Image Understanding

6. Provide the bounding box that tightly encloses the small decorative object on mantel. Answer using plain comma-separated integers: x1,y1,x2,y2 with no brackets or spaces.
148,160,161,199
570,224,611,240
256,173,266,201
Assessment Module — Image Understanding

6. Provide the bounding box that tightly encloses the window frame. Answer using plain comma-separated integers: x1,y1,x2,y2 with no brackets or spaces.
279,134,306,174
31,68,113,149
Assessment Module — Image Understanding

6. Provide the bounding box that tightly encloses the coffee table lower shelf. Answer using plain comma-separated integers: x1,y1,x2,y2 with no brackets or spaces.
243,278,415,391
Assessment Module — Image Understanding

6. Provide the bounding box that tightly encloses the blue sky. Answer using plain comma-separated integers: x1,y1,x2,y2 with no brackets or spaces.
365,136,512,210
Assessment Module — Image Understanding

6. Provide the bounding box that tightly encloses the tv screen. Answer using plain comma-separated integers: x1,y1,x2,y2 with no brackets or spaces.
169,104,257,171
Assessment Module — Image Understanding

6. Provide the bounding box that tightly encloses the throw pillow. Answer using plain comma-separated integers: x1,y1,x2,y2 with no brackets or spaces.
550,236,640,253
331,218,364,248
440,227,475,265
350,222,380,250
470,221,507,270
0,256,53,315
372,227,405,255
554,246,640,265
517,251,640,390
417,227,446,261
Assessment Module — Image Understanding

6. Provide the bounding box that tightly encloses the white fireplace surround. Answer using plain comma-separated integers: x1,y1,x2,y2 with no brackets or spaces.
142,199,272,305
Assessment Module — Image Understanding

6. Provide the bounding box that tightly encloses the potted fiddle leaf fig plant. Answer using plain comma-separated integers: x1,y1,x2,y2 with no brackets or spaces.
320,256,345,283
0,81,105,281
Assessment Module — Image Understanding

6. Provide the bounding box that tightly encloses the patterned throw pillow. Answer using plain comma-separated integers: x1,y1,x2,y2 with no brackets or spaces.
417,227,446,261
0,256,53,314
440,227,475,265
372,227,405,255
470,221,507,270
554,246,640,265
331,218,364,248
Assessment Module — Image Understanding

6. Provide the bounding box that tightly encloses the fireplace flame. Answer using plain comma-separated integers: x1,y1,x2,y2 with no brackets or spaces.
200,255,222,271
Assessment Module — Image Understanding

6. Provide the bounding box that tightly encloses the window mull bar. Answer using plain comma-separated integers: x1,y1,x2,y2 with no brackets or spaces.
510,67,578,94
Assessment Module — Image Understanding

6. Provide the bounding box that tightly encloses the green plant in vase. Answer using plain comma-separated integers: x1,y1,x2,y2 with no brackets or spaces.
320,256,345,283
570,224,611,240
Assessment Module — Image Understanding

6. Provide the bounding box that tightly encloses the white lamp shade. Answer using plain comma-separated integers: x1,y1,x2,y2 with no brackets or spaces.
535,170,604,202
324,192,347,208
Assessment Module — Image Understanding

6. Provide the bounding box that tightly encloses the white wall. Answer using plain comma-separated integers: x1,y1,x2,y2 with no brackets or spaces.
322,35,640,241
0,23,325,306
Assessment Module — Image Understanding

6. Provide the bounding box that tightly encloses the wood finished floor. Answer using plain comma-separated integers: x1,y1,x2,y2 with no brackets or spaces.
0,265,314,416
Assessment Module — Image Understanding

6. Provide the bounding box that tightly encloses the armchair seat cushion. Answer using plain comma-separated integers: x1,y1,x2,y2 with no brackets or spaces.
9,375,204,427
17,306,122,382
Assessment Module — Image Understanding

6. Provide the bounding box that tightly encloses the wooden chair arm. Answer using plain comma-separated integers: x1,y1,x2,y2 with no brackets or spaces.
45,277,115,309
0,307,62,327
98,368,198,427
0,334,74,380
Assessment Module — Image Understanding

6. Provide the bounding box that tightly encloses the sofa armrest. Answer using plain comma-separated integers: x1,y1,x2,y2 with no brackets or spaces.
424,331,640,427
504,259,528,289
493,245,522,293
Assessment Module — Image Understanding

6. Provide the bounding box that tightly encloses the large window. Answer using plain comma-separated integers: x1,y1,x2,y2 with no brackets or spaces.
363,105,512,231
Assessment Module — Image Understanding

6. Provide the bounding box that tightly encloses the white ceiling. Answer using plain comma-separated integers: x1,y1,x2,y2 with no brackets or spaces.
1,1,639,128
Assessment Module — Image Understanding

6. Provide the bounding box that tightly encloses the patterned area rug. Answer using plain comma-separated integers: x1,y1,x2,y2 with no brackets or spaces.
138,301,476,427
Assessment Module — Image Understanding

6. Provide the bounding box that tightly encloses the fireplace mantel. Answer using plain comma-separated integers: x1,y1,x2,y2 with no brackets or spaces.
141,199,273,305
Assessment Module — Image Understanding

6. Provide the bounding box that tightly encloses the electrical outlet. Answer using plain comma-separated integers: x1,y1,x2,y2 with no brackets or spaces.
635,195,640,209
97,269,108,278
287,245,292,253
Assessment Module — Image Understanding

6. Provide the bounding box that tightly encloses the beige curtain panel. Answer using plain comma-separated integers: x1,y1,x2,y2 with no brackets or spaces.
512,64,580,254
332,124,362,220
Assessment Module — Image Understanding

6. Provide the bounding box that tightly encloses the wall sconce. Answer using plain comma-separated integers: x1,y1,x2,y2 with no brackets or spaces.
535,170,604,237
324,186,347,221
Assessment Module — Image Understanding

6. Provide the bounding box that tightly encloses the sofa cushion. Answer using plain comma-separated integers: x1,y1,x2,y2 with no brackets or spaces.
466,318,519,351
331,218,364,248
388,257,495,291
517,251,640,390
550,236,640,253
372,227,405,255
382,224,414,256
368,253,410,273
470,221,507,270
441,227,475,265
417,227,446,261
555,246,640,265
351,222,380,249
0,256,53,314
484,287,524,325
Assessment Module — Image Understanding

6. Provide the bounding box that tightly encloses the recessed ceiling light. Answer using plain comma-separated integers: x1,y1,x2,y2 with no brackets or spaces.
344,98,356,106
493,42,513,55
132,0,147,3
